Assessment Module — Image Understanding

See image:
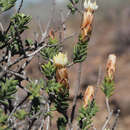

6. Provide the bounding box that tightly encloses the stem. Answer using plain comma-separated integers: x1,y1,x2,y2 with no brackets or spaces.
0,22,4,32
102,110,113,130
69,63,82,129
39,115,45,130
94,66,102,99
46,103,50,130
8,93,30,122
106,97,110,114
111,109,120,130
17,0,24,13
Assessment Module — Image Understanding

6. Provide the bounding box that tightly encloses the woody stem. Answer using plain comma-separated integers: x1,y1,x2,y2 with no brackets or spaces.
69,63,82,129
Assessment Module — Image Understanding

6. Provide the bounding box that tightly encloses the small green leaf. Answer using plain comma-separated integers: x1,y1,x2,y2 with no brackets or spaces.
0,0,16,12
73,40,88,63
101,77,115,98
14,109,27,120
78,100,98,130
49,37,58,44
0,78,18,106
41,62,56,79
74,0,79,4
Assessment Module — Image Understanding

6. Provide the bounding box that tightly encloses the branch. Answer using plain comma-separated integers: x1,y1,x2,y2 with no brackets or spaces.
17,0,24,13
8,93,30,122
46,103,50,130
0,22,4,32
94,66,102,99
7,50,11,66
111,109,120,130
4,0,24,34
106,97,111,114
102,110,113,130
69,63,82,129
6,69,31,81
40,18,51,43
39,118,45,130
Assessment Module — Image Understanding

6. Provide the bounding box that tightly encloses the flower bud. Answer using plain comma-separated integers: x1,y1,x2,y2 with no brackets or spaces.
81,10,93,40
49,29,55,40
56,67,69,89
81,0,98,41
83,85,94,107
106,54,116,80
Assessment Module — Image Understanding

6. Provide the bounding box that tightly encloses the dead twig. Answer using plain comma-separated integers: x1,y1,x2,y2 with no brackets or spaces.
111,109,120,130
94,66,102,99
69,63,82,129
17,0,24,13
106,97,111,114
102,110,113,130
0,22,4,32
46,103,50,130
8,93,30,122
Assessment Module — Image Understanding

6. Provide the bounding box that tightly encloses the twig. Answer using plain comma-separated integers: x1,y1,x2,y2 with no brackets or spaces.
5,0,23,34
10,43,48,67
40,19,51,43
51,0,56,26
39,0,55,43
94,66,102,98
46,103,50,130
0,64,7,79
102,110,113,130
39,118,45,130
0,22,4,32
62,32,79,43
106,97,111,114
17,0,24,13
69,63,82,129
62,10,71,24
91,123,97,130
27,43,47,57
60,10,66,31
5,21,12,34
0,42,59,79
111,109,120,130
38,9,71,44
68,0,83,14
38,17,44,34
7,50,11,66
67,62,74,68
59,10,64,43
69,0,74,4
38,108,46,130
7,69,31,81
12,120,27,128
4,0,24,34
92,126,96,130
8,93,30,122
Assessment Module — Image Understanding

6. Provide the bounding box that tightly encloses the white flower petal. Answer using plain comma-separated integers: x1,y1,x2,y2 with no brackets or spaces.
53,52,68,66
84,0,98,10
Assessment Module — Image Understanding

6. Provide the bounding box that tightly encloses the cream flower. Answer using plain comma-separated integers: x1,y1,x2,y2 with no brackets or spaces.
84,0,98,10
53,52,68,66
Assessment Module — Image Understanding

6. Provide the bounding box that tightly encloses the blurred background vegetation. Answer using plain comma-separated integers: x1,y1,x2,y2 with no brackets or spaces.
0,0,130,129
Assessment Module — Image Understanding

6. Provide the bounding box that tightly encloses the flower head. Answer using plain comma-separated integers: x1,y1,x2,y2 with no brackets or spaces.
106,54,116,80
83,85,94,107
53,52,68,67
84,0,98,11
